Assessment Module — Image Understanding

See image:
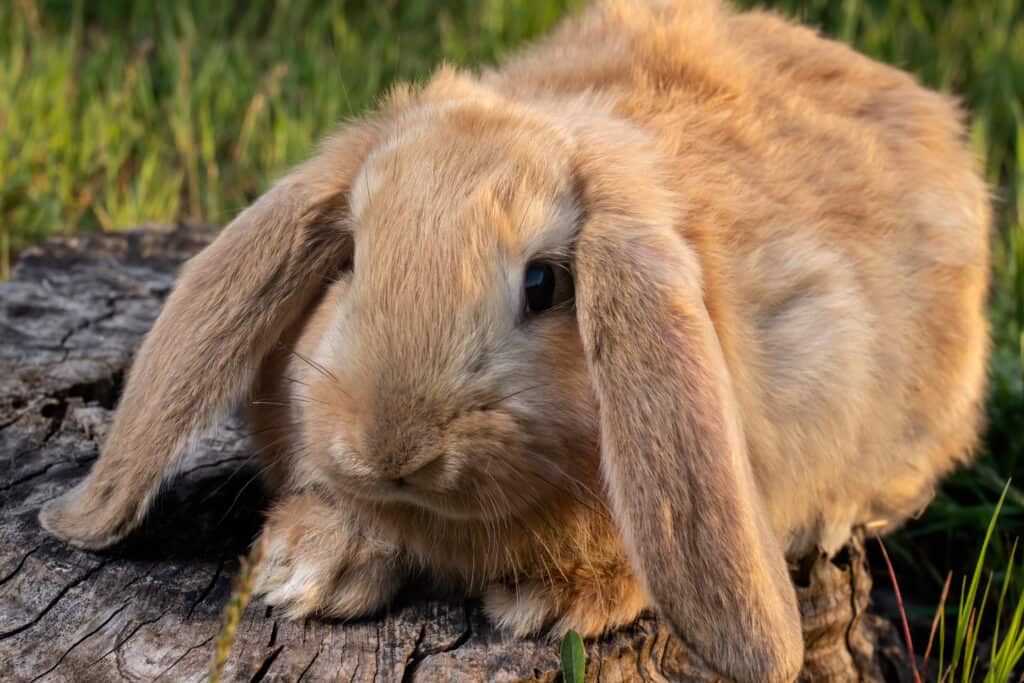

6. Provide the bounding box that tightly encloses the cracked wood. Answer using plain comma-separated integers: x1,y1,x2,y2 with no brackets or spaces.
0,225,910,681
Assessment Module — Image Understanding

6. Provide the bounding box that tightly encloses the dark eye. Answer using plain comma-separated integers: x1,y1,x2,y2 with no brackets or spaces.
523,261,573,314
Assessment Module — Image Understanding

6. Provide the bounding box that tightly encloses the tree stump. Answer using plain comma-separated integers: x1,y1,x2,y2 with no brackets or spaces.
0,225,911,681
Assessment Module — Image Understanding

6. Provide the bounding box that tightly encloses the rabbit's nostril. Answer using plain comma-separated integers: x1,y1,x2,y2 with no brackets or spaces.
398,455,444,484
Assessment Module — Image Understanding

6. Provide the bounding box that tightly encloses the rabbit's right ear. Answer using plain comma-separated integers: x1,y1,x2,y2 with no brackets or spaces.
39,122,382,550
570,122,804,683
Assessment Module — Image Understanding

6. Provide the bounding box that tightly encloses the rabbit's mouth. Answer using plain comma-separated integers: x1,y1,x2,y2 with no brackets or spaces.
326,460,551,523
321,460,476,519
347,483,496,521
359,477,453,510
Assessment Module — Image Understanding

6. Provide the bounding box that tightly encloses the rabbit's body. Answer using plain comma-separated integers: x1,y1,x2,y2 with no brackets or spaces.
486,0,990,555
41,2,989,681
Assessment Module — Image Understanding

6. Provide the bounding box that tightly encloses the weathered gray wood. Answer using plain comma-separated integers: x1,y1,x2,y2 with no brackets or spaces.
0,225,909,681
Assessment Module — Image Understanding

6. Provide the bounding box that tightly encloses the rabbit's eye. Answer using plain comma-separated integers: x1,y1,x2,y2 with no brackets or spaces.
524,261,572,314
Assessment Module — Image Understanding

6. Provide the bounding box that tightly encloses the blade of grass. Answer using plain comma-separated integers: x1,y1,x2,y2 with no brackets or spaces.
940,585,947,681
987,570,1024,682
949,480,1011,679
559,629,585,683
923,571,953,672
964,573,995,682
990,539,1018,671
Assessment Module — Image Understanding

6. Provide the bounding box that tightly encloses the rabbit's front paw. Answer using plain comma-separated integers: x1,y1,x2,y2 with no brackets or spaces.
253,494,403,619
483,563,649,638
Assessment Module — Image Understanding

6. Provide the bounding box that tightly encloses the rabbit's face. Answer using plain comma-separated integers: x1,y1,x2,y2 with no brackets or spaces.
294,105,600,521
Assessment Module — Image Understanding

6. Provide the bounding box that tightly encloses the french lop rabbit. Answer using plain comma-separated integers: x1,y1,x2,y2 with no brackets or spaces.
40,0,990,680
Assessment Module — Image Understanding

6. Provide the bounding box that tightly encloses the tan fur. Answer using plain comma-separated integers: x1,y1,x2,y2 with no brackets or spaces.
40,2,990,681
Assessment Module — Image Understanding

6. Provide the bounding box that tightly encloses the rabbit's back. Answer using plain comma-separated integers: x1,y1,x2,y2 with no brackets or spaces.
493,0,991,555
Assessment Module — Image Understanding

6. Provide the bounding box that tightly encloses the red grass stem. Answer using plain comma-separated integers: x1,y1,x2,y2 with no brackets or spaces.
876,535,922,683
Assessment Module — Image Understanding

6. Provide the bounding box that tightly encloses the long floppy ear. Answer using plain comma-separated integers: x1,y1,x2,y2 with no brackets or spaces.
39,124,380,549
572,124,803,683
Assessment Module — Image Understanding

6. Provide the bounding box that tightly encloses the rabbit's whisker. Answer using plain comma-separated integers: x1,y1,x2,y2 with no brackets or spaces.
289,349,339,384
241,421,303,439
217,456,292,524
482,383,546,409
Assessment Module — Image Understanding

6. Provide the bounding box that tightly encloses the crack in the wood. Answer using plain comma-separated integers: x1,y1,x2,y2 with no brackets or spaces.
295,637,324,683
0,560,109,640
347,657,361,682
118,573,145,592
248,644,284,683
57,296,119,354
0,544,41,587
372,622,382,683
400,624,428,683
186,559,224,619
3,370,124,492
267,619,278,648
1,397,78,493
154,632,216,680
0,412,24,431
0,461,60,492
89,604,173,668
27,600,130,682
844,546,869,679
399,602,475,682
113,644,135,683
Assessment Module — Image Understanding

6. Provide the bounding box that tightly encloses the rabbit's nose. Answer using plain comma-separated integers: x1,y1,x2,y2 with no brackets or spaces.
389,453,445,487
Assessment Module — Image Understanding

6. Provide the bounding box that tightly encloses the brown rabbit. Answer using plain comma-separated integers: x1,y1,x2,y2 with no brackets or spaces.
39,1,990,680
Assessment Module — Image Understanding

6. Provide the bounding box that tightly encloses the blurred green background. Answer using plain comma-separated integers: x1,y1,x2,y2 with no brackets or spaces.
2,0,1022,662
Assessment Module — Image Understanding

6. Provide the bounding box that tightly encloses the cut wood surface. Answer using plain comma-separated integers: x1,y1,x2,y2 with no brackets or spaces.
0,225,910,681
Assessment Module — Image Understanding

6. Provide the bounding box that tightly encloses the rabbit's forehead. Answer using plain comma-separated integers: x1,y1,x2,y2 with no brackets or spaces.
351,126,579,267
323,122,581,393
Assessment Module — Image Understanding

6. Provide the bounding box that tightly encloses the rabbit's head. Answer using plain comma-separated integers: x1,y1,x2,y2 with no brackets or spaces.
41,70,802,681
283,84,600,522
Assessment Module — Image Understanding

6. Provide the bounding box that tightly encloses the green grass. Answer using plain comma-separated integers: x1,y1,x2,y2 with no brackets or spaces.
0,0,582,277
3,0,1023,676
560,629,586,683
929,482,1024,682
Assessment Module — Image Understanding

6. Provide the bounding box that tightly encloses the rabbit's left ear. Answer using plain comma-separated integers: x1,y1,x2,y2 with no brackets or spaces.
38,122,382,550
571,123,803,683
